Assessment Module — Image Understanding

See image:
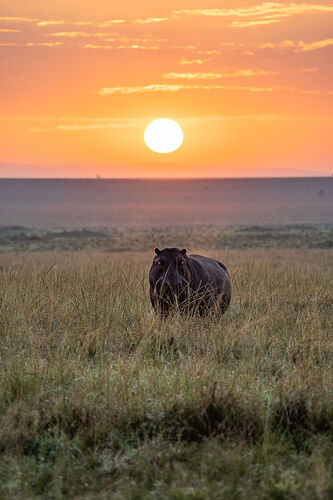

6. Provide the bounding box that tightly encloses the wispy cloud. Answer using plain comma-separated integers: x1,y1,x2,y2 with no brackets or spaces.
258,38,333,52
84,43,161,51
163,69,279,79
164,72,224,80
0,28,22,32
57,119,144,131
98,83,294,95
134,17,168,24
27,42,63,47
259,40,295,49
84,44,114,49
3,4,332,35
0,116,149,132
297,38,333,52
179,47,241,64
98,20,125,26
0,16,125,29
99,84,184,95
300,90,321,95
38,20,124,27
179,59,208,66
173,3,333,27
36,20,67,27
173,3,333,18
234,69,279,76
48,31,115,38
230,19,279,27
0,16,37,23
197,50,220,55
0,42,63,47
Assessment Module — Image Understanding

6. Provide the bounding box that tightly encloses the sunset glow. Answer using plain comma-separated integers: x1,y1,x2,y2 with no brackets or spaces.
0,1,332,177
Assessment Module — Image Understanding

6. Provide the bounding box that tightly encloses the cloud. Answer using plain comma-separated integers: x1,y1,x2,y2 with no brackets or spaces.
164,72,224,80
84,43,161,51
179,59,208,66
197,50,220,55
230,19,279,27
178,45,241,63
301,90,321,94
259,40,296,48
299,68,318,72
81,35,168,51
48,31,114,38
0,116,149,132
57,120,142,131
0,16,37,23
297,38,333,52
0,16,125,29
98,83,294,95
173,3,333,27
36,20,67,27
0,42,63,47
26,42,64,47
5,5,332,36
134,17,169,24
0,28,22,32
46,19,125,27
99,84,184,95
163,69,279,79
234,69,278,76
98,20,125,26
173,3,333,18
258,38,333,52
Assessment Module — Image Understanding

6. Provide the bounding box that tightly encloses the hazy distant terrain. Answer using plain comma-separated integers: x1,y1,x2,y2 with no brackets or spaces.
0,178,332,228
0,224,332,252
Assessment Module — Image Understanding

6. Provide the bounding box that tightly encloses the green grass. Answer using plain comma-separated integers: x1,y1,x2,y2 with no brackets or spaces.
0,248,332,498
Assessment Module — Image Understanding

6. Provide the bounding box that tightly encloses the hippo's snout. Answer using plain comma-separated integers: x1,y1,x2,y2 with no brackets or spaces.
155,277,187,297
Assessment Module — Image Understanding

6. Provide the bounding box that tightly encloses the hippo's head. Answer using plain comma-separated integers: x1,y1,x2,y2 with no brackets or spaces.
149,247,191,298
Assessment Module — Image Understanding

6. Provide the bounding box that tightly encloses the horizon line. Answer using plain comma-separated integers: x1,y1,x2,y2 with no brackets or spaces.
0,175,332,181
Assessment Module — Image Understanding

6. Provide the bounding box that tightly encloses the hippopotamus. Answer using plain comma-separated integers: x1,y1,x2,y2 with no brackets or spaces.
149,247,231,316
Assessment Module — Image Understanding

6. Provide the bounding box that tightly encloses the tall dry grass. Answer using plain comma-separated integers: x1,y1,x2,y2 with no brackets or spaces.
0,249,332,498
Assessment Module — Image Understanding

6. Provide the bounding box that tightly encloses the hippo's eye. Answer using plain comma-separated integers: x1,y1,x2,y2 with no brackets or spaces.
157,259,162,266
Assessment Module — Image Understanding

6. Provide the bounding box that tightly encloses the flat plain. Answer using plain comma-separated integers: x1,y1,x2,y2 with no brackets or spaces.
0,178,332,498
0,236,332,498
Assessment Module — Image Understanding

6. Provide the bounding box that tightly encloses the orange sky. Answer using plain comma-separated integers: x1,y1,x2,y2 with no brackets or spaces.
0,0,332,177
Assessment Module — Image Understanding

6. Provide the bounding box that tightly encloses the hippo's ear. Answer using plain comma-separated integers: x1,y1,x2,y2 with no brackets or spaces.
181,248,187,255
154,247,161,255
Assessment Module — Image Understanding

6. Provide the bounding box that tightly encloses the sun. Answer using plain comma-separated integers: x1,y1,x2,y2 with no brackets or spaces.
144,119,183,154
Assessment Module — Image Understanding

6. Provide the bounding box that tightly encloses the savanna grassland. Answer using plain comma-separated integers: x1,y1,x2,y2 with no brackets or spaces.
0,227,332,499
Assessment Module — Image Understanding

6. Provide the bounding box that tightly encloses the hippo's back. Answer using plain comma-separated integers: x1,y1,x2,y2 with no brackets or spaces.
188,253,231,314
189,254,229,277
